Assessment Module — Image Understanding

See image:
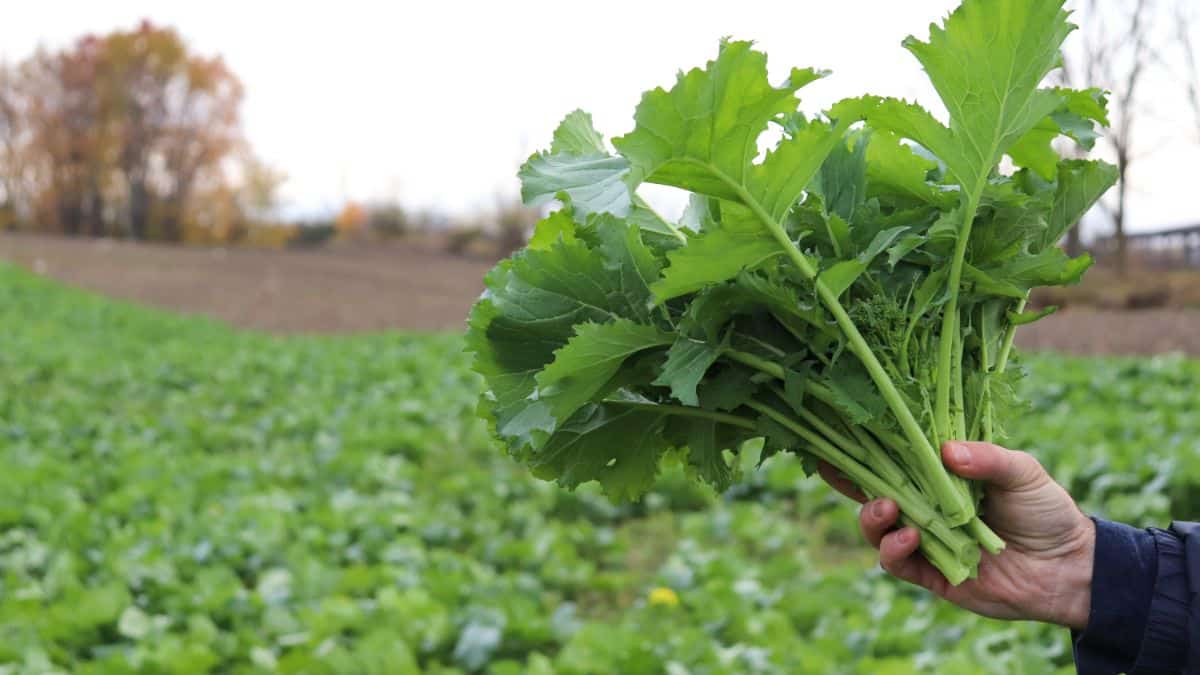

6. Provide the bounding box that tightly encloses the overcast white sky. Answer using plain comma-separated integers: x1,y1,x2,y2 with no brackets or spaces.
1,1,1197,234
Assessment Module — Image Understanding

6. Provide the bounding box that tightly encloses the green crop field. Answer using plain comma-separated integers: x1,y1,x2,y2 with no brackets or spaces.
1,263,1197,674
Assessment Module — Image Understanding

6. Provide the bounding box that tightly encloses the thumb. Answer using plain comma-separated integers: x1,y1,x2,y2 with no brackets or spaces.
941,441,1047,491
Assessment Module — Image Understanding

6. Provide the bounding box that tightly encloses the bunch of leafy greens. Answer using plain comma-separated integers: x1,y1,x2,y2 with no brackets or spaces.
468,0,1116,585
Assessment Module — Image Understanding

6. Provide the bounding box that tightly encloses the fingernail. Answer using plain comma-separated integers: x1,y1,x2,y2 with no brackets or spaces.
871,500,885,519
950,443,971,467
899,528,914,545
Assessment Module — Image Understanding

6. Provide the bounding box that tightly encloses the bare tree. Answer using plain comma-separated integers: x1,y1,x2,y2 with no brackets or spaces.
1061,0,1200,273
0,66,19,230
1173,5,1200,142
0,23,252,242
1061,0,1156,275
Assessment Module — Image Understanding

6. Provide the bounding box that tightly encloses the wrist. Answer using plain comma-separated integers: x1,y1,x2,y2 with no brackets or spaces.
1050,515,1095,630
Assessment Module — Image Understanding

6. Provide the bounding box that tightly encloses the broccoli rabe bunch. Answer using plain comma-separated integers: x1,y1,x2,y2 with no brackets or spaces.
468,0,1116,584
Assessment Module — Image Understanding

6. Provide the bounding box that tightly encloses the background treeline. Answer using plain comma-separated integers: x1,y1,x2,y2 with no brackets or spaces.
0,21,282,243
0,21,539,255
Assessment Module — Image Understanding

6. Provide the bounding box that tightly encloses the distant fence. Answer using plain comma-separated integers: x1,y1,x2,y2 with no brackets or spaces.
1093,224,1200,268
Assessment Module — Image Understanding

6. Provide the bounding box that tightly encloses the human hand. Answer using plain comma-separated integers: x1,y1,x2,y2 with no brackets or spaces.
818,441,1095,629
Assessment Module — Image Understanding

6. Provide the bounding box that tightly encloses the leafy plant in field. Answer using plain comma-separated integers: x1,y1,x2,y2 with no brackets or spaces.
3,265,1197,673
469,0,1117,584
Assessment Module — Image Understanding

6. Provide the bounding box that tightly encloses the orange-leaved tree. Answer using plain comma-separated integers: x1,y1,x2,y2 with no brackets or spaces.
0,20,270,242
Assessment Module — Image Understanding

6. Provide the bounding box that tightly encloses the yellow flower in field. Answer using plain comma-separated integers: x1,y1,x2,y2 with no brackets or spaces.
648,586,679,607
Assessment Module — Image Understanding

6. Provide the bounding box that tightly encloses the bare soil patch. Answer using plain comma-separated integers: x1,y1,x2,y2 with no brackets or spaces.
3,233,1200,355
1033,265,1200,311
1015,308,1200,356
0,233,493,333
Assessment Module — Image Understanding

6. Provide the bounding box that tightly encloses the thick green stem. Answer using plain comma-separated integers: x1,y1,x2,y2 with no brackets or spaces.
934,192,981,443
996,297,1028,374
746,400,976,561
933,305,959,442
967,517,1006,555
716,148,972,524
726,349,971,524
827,394,940,503
815,281,971,524
807,383,918,463
951,326,967,440
786,396,914,494
900,515,975,586
844,423,890,465
745,391,1003,578
725,348,786,379
805,405,990,565
979,314,995,444
949,327,976,504
801,396,1004,562
734,357,904,457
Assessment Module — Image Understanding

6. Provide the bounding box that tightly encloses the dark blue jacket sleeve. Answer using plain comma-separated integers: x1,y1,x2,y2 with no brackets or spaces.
1071,518,1196,674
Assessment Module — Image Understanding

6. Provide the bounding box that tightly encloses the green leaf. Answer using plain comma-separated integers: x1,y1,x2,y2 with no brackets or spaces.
595,216,663,318
1008,305,1058,325
978,299,1007,370
858,225,912,262
908,266,953,324
887,233,927,270
783,368,808,413
813,132,868,221
925,205,962,252
467,270,555,449
818,226,909,297
551,109,608,154
872,0,1073,191
614,41,839,225
968,182,1050,264
963,264,1027,299
825,213,853,258
1005,118,1063,180
679,271,830,344
734,271,832,335
520,112,634,221
615,41,823,197
868,99,960,180
1054,87,1110,147
665,418,745,491
531,403,670,501
1059,87,1111,128
1044,159,1118,249
697,365,759,411
519,153,632,220
865,130,952,206
827,95,884,126
982,249,1093,289
819,261,868,298
653,338,723,406
755,121,845,222
536,320,673,425
627,203,688,244
821,359,888,424
1008,88,1112,179
651,227,781,302
468,233,663,449
755,410,802,458
528,211,578,251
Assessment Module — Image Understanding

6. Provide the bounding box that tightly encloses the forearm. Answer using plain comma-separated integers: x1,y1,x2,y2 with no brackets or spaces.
1071,518,1192,674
